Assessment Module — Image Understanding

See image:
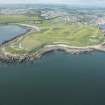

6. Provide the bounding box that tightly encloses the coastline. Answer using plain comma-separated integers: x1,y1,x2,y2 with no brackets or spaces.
1,23,40,45
0,43,105,63
0,23,105,63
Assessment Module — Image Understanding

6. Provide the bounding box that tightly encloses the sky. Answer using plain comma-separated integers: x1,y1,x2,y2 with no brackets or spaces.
0,0,105,5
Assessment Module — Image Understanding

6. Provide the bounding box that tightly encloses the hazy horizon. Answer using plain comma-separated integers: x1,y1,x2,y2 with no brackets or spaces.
0,0,105,6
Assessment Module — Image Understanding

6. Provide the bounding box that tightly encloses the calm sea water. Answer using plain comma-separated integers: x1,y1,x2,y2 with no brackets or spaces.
0,25,27,43
0,51,105,105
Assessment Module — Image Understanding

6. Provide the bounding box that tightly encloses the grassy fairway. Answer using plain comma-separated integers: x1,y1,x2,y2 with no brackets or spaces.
8,23,104,53
1,15,104,54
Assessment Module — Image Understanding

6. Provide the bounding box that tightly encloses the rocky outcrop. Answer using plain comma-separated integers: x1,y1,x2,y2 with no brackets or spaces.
0,44,97,63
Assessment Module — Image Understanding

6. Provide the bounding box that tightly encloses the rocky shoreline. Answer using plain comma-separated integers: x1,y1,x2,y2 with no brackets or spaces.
0,43,105,63
0,23,38,46
1,28,31,46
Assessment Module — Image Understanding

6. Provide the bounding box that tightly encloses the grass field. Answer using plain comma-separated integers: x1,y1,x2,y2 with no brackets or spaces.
21,24,104,49
0,15,40,24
